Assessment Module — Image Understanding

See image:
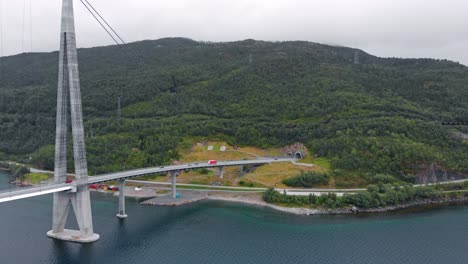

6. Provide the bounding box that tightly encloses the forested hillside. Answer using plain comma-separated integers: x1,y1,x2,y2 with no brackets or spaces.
0,38,467,181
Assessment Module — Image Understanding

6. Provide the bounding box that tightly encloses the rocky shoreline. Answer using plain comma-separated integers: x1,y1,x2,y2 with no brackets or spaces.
206,193,468,215
207,195,323,215
343,196,468,214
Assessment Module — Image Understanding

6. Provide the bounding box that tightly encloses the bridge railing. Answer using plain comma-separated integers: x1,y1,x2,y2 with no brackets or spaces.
0,179,65,197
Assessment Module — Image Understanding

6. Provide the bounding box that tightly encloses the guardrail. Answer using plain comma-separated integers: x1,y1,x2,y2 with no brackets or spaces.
0,183,73,203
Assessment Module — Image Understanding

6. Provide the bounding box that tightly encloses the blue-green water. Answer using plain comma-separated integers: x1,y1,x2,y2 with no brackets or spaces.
1,170,468,264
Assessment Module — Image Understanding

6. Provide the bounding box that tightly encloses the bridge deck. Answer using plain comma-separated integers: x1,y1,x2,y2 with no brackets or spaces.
0,184,72,203
0,158,294,203
89,158,292,184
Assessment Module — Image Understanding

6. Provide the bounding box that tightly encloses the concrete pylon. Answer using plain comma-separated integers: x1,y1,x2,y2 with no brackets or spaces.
171,171,177,199
47,0,99,243
117,180,127,219
218,166,224,179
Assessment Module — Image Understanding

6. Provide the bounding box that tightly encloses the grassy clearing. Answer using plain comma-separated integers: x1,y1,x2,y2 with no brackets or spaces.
243,163,324,188
24,173,51,184
178,140,283,163
299,155,315,164
311,157,331,170
181,143,251,162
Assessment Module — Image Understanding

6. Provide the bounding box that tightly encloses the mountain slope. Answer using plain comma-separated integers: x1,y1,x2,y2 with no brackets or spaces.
0,38,467,180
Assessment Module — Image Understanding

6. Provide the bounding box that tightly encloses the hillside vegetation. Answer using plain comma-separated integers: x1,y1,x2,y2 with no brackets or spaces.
0,38,467,183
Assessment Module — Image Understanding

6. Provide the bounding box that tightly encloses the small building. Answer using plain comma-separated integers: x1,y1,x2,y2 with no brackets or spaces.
207,146,214,151
220,146,227,152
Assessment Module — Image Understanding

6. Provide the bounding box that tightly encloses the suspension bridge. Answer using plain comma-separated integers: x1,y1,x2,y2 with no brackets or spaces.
0,0,295,243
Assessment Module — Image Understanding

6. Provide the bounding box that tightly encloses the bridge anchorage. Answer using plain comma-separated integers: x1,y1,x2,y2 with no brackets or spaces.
46,0,99,243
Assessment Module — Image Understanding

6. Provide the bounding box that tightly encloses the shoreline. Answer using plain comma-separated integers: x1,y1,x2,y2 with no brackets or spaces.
206,194,468,215
114,187,468,216
206,195,323,215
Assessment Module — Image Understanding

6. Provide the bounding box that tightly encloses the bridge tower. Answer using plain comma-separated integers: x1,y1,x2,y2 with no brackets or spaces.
46,0,99,243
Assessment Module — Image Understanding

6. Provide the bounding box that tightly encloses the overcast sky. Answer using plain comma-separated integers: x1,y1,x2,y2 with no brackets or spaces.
1,0,467,65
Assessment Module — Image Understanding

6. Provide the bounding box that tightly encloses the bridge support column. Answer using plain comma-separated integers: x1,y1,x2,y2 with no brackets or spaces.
47,186,99,243
117,180,127,219
239,165,244,175
47,0,99,243
218,166,225,179
171,171,177,199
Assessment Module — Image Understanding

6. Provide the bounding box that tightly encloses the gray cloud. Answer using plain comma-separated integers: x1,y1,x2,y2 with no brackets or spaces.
1,0,467,65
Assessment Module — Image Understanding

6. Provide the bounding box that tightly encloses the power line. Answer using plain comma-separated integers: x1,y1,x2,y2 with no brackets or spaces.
0,0,3,82
20,0,32,53
79,0,146,66
21,0,26,53
0,0,3,57
79,0,140,66
79,1,121,48
29,0,32,52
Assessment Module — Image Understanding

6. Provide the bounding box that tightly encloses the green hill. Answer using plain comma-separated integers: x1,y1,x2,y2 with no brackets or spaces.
0,38,467,182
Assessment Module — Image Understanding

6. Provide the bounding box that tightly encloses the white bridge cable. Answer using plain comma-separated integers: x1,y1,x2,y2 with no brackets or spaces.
21,0,32,53
21,0,26,52
82,0,145,66
28,0,32,52
78,0,146,66
0,0,3,68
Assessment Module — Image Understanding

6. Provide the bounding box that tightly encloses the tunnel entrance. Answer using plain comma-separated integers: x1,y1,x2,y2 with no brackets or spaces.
294,151,303,159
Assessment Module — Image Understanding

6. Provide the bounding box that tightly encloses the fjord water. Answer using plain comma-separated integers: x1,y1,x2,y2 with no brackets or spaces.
1,171,468,264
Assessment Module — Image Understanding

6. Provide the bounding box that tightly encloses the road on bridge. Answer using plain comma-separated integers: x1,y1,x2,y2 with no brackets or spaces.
0,158,294,203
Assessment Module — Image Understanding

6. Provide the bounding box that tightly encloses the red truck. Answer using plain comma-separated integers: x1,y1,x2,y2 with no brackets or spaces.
208,160,217,165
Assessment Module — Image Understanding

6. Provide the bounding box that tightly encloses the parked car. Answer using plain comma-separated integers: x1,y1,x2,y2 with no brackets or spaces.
89,184,99,189
208,160,217,165
109,186,119,191
65,179,73,183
